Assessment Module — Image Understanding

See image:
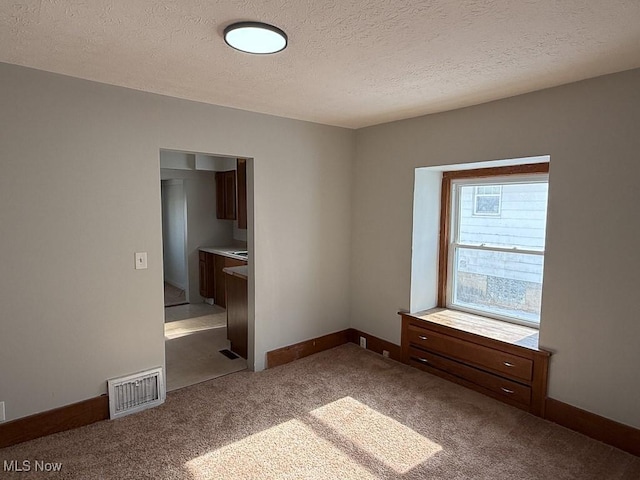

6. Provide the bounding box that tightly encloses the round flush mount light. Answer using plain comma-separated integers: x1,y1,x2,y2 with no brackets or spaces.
224,22,288,54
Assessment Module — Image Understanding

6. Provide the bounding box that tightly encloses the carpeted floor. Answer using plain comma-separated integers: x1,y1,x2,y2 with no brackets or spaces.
1,344,638,479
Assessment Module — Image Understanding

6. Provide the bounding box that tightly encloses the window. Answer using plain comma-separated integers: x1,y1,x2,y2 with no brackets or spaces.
438,164,549,327
473,185,502,216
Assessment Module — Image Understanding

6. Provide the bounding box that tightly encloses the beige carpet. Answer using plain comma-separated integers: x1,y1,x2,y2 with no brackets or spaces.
1,344,638,479
165,312,246,391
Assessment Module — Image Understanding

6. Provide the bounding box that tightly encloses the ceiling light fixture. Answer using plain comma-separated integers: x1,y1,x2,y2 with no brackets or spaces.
224,22,288,55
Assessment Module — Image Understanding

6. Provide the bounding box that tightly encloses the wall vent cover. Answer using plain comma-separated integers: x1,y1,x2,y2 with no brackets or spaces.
107,367,165,419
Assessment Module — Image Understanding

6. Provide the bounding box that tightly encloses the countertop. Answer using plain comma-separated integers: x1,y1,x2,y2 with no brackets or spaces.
200,246,248,261
222,265,248,280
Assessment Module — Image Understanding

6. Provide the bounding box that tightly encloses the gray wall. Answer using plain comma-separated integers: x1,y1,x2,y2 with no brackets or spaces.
0,62,354,422
2,59,638,430
161,180,187,290
351,68,640,428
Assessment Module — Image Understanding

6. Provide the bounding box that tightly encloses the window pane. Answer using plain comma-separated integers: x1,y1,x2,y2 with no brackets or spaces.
459,182,548,249
474,194,500,215
453,247,543,323
477,185,500,195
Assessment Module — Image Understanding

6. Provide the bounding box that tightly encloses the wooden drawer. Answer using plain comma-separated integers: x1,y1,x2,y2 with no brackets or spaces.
199,250,207,261
408,346,531,407
408,324,533,382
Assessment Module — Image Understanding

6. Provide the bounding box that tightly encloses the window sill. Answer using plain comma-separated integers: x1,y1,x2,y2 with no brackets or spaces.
403,307,541,351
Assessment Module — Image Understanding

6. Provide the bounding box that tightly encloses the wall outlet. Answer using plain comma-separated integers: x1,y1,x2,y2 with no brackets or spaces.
382,350,390,358
0,401,5,422
359,336,367,348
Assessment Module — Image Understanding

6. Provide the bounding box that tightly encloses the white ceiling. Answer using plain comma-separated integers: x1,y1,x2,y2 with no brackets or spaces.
1,1,639,128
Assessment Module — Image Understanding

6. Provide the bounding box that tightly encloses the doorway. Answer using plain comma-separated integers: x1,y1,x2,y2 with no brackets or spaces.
159,149,252,392
161,178,188,307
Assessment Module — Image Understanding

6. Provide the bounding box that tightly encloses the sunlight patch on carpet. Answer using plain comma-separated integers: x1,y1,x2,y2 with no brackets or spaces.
185,419,376,479
309,396,442,474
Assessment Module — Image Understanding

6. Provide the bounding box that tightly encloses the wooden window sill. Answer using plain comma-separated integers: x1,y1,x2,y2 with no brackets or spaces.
401,307,543,352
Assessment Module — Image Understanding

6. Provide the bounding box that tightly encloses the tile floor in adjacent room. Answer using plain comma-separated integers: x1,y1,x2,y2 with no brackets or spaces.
164,302,247,391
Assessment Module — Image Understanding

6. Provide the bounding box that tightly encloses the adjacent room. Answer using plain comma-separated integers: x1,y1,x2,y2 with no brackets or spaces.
159,150,250,391
0,1,639,478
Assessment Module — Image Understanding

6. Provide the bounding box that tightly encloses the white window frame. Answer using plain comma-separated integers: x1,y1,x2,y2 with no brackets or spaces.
446,173,548,328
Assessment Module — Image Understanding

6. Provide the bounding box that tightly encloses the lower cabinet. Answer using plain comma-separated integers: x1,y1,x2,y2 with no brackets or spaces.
213,255,246,308
400,309,550,416
225,271,248,359
199,251,215,298
199,250,247,306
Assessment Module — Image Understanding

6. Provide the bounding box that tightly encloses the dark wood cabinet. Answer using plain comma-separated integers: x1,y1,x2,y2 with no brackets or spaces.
199,250,249,360
215,162,247,229
237,159,247,230
215,170,236,220
214,254,225,305
400,308,550,416
199,251,246,304
213,254,246,308
225,270,248,359
224,171,236,219
199,251,215,298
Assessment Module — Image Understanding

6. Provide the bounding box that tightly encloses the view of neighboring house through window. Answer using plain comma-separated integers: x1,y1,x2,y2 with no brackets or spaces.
447,171,549,326
473,185,502,215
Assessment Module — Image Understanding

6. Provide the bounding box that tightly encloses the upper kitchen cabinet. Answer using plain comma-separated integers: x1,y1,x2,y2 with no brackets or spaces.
215,170,236,220
215,161,247,227
237,159,247,230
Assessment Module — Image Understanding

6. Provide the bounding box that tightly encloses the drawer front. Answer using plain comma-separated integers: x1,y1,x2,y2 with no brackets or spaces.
199,250,207,261
224,257,247,267
408,347,531,406
408,324,533,382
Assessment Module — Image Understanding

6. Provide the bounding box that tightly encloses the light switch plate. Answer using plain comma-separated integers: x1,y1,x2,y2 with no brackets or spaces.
0,401,5,422
135,252,148,270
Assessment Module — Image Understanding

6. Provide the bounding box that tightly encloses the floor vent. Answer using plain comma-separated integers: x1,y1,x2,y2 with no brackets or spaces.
219,349,240,359
107,367,165,419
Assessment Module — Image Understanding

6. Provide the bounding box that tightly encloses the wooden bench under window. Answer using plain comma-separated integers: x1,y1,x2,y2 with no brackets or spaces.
399,308,551,416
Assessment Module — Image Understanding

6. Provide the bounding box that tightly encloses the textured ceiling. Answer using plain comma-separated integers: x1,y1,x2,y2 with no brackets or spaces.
1,1,639,128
